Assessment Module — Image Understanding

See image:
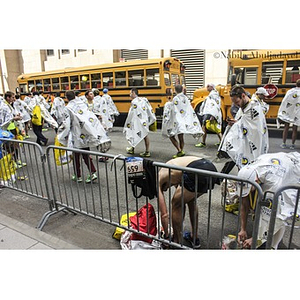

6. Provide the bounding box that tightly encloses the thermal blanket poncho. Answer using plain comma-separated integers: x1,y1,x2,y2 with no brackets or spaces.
161,93,203,138
239,152,300,247
219,100,269,169
277,86,300,126
123,97,156,148
57,98,110,149
199,90,222,129
28,95,58,128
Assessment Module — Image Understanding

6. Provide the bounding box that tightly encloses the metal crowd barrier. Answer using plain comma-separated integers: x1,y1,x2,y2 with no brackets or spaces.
2,137,280,250
38,144,265,249
266,185,300,249
0,137,53,212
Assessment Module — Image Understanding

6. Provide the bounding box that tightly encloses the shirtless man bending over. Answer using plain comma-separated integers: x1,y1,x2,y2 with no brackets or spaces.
158,156,220,247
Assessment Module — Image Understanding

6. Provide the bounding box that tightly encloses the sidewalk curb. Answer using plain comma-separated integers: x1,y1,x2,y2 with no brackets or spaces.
0,212,80,250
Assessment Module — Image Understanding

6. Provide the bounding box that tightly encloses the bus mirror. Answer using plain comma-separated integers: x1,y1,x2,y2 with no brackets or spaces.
231,74,237,86
15,87,19,94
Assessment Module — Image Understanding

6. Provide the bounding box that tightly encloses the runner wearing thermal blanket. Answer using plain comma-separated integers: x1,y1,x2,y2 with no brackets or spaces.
237,151,300,249
218,85,269,170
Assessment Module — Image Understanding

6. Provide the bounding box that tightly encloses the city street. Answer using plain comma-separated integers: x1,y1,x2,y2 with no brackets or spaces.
0,125,298,249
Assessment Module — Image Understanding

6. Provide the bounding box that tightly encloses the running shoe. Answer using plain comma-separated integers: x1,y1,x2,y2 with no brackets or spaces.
290,144,295,150
126,147,134,154
140,151,151,157
195,142,206,148
17,160,27,168
72,175,83,183
280,143,287,149
172,150,185,159
183,231,201,249
86,173,97,183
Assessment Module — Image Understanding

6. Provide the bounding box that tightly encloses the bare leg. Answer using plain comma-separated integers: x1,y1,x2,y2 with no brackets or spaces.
172,186,195,243
178,133,184,152
187,199,198,240
169,136,180,152
291,125,298,145
144,135,150,152
282,122,290,144
202,126,207,144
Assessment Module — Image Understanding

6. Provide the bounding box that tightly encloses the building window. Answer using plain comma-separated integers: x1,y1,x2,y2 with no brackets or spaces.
61,49,70,55
78,49,87,52
46,49,54,56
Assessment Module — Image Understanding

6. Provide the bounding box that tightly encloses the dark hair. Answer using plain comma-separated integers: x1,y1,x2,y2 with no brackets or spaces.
15,94,20,99
4,91,14,99
296,79,300,87
93,89,100,96
32,91,39,96
55,92,61,97
66,91,75,101
131,88,139,96
85,89,92,97
230,85,246,97
175,84,183,94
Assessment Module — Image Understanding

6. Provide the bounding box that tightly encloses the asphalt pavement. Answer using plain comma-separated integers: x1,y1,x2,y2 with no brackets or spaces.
0,124,297,250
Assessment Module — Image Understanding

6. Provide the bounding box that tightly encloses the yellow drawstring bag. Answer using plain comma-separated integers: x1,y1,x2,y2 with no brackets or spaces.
32,105,42,126
54,136,73,166
0,153,17,182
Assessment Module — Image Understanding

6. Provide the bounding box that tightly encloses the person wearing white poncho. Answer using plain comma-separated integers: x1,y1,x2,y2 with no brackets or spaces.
162,84,203,158
57,91,111,183
237,152,300,249
195,83,222,148
27,91,58,146
218,85,269,170
123,88,156,157
277,79,300,149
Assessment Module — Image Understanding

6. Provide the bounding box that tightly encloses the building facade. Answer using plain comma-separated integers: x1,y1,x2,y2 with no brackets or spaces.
0,49,228,97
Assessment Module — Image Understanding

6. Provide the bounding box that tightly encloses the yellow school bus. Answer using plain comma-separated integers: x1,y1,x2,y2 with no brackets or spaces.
191,49,300,123
17,57,186,125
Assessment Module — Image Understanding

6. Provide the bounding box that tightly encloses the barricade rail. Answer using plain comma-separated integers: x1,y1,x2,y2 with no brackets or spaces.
4,137,299,249
266,185,300,249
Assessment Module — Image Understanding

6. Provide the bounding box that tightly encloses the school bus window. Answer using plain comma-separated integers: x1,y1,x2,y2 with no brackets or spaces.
80,74,90,89
91,73,101,89
164,73,171,86
103,72,113,88
128,70,144,86
115,71,127,87
70,75,79,89
28,80,35,92
61,76,69,90
172,74,180,86
19,84,28,93
52,78,60,90
43,78,51,92
285,60,300,83
261,61,283,84
36,79,43,91
146,69,159,86
235,67,258,85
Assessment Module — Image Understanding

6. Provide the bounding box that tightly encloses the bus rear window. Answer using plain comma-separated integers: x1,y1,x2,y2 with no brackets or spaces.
172,74,180,86
285,60,300,84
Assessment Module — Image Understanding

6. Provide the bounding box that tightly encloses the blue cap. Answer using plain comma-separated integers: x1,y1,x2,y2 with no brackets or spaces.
103,88,108,93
